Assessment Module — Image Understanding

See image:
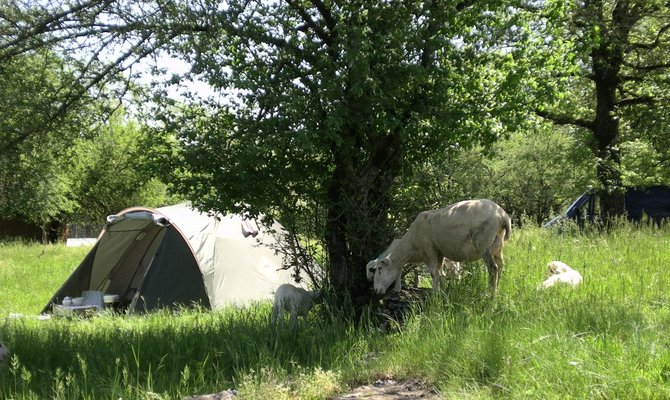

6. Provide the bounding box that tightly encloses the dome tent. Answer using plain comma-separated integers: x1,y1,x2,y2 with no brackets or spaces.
43,203,304,314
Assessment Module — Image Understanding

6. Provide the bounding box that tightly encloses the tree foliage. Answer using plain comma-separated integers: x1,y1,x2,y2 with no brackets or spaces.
0,51,86,229
535,0,670,219
0,4,177,240
1,1,563,305
0,54,171,238
68,111,179,225
145,0,552,306
394,122,596,227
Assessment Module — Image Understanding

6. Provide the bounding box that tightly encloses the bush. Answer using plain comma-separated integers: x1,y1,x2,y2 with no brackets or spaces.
394,123,594,227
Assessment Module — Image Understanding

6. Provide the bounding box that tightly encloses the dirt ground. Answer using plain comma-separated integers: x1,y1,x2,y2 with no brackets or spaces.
183,379,439,400
330,379,439,399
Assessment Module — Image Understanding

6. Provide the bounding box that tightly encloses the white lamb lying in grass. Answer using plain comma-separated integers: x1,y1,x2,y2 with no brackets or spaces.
541,261,583,288
271,284,321,332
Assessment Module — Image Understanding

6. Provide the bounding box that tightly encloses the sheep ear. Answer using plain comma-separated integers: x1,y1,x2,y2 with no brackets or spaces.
379,257,390,268
366,260,376,273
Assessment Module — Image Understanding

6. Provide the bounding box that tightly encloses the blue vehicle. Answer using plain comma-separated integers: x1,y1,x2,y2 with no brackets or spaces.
544,185,670,228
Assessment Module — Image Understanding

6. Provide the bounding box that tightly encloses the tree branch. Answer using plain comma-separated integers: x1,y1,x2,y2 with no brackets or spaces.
420,0,439,68
0,0,115,53
628,21,670,50
630,62,670,71
286,0,332,47
535,108,595,131
616,95,654,107
2,32,163,152
310,0,336,32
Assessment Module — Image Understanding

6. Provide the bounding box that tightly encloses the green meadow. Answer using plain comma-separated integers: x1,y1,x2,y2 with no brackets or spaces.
1,224,669,399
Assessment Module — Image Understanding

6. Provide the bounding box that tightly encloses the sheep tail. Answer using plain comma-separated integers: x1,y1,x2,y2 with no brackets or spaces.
503,213,512,240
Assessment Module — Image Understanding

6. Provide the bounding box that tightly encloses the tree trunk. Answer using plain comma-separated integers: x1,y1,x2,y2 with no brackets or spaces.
42,218,68,244
589,0,632,222
325,132,403,313
592,68,625,221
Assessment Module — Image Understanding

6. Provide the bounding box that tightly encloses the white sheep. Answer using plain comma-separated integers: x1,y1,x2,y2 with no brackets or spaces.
367,199,512,295
0,342,9,362
271,283,321,332
541,261,582,288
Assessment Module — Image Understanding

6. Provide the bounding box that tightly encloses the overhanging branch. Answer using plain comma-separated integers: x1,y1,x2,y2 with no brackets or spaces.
616,95,654,107
1,32,164,152
310,0,336,32
0,0,116,57
287,0,332,47
627,21,670,50
535,108,595,131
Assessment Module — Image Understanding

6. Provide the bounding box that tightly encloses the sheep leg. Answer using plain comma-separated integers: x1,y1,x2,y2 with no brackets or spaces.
428,257,443,292
290,310,298,334
450,261,462,281
483,230,506,293
441,258,462,281
438,259,447,278
272,301,288,329
393,276,402,292
483,251,500,293
493,252,504,277
430,272,441,291
271,304,279,327
491,229,505,277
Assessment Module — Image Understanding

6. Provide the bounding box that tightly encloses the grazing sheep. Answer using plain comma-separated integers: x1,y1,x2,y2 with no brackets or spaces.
0,342,9,362
271,283,321,332
366,239,403,292
541,261,582,288
368,199,511,295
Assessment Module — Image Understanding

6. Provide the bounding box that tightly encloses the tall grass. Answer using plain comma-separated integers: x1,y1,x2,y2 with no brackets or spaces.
1,224,669,399
0,242,89,316
1,303,365,399
379,223,670,399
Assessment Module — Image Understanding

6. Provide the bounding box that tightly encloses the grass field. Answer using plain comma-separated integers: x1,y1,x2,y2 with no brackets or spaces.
1,224,670,399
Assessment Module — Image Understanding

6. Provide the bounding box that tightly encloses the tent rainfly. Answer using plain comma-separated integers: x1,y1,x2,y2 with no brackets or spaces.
43,203,304,314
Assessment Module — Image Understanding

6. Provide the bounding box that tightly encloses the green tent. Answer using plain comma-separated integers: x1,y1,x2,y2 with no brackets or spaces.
44,203,305,314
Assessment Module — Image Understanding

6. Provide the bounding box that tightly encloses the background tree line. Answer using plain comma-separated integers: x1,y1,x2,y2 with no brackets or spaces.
0,51,176,240
1,0,668,308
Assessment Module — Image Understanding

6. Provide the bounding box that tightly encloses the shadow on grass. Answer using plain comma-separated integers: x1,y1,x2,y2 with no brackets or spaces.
0,302,377,398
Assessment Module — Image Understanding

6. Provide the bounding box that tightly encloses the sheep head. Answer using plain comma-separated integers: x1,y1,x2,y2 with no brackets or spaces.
311,289,323,303
373,255,402,295
368,239,402,284
547,260,570,276
366,260,377,281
